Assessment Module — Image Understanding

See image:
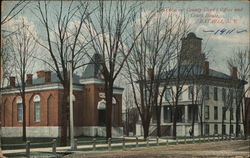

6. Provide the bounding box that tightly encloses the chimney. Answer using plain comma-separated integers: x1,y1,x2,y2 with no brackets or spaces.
231,67,238,79
37,71,45,78
204,61,209,75
9,76,15,87
45,71,51,83
26,74,33,85
147,68,154,79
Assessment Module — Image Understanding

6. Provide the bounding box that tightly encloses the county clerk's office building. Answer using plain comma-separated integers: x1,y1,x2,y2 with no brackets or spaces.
136,33,246,137
0,54,124,137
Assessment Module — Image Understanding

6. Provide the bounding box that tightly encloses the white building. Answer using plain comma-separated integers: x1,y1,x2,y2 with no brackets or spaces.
136,33,246,137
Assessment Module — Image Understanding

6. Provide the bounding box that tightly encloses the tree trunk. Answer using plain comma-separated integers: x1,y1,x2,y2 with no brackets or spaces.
191,106,195,137
156,105,161,137
236,105,240,137
172,106,177,139
200,104,203,136
22,92,26,142
142,118,150,139
105,80,113,139
222,113,225,139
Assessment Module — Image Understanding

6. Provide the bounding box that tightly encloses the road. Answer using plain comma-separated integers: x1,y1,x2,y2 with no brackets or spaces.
64,140,250,158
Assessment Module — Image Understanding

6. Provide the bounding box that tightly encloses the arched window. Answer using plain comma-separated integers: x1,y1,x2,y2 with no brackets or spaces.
98,99,106,126
97,97,117,126
33,95,41,122
17,97,23,122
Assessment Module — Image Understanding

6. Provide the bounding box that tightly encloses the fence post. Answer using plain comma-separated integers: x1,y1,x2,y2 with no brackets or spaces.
146,137,149,147
156,136,159,146
73,138,78,150
203,136,206,142
207,136,210,142
176,137,178,145
136,136,138,148
192,136,195,144
52,139,56,156
166,139,168,146
199,136,201,143
26,141,30,158
184,136,186,144
93,138,96,151
122,137,125,150
108,138,111,151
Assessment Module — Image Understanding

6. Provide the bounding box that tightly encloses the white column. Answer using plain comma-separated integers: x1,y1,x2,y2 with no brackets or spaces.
185,105,188,123
161,106,164,124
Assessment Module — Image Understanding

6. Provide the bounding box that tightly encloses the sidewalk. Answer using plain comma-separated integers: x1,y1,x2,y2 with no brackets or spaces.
2,136,235,155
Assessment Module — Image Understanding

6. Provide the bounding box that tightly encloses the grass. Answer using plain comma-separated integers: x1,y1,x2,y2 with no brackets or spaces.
4,151,71,158
1,136,115,150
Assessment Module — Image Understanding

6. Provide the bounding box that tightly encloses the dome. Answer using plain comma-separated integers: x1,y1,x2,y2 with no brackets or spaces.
187,32,197,38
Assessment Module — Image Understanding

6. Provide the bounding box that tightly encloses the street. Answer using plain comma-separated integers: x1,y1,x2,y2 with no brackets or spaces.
64,140,250,158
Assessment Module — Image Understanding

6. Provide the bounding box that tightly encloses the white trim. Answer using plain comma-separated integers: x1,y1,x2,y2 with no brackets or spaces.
79,78,105,84
1,83,83,94
113,89,123,94
17,96,22,103
33,95,40,102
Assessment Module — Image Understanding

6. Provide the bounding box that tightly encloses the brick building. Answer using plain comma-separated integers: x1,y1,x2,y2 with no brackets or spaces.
0,54,123,137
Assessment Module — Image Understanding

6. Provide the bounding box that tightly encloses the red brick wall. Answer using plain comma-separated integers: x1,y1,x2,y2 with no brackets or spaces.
1,85,123,128
1,90,60,127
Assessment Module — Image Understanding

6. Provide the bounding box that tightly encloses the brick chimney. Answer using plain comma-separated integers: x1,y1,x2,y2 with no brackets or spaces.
9,76,15,87
37,71,45,78
45,71,51,83
204,61,209,75
147,68,154,79
26,74,33,85
231,67,237,79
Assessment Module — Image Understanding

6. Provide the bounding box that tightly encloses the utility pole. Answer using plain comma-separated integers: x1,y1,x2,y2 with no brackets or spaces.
69,61,75,150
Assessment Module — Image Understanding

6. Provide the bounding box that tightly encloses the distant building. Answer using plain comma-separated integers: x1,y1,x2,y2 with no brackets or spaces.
136,33,246,137
1,54,123,137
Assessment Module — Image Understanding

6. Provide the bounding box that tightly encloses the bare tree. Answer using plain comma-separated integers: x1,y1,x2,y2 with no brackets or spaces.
227,48,250,138
124,4,189,138
85,0,154,139
1,1,30,155
33,1,92,146
5,18,36,141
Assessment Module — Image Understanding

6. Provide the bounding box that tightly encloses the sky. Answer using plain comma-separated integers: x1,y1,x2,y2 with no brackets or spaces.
2,0,249,77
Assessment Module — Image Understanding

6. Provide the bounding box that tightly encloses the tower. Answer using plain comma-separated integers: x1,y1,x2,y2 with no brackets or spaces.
179,32,205,66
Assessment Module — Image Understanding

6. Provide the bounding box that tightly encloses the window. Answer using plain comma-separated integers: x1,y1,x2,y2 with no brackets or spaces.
188,105,198,122
214,106,218,120
214,124,218,134
17,97,23,122
202,86,209,100
98,100,106,126
179,90,183,100
188,86,194,100
222,88,226,101
230,108,234,120
205,124,210,135
230,125,234,134
17,103,23,122
222,125,226,135
204,105,209,120
223,107,227,120
214,87,218,101
165,88,172,101
176,106,185,122
164,106,172,122
33,95,41,122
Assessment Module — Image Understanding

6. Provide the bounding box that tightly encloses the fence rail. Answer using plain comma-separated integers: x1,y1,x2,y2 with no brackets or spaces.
2,135,247,157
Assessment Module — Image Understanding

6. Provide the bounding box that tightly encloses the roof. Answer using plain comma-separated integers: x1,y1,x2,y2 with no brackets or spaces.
32,72,81,85
158,65,246,84
82,53,102,79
